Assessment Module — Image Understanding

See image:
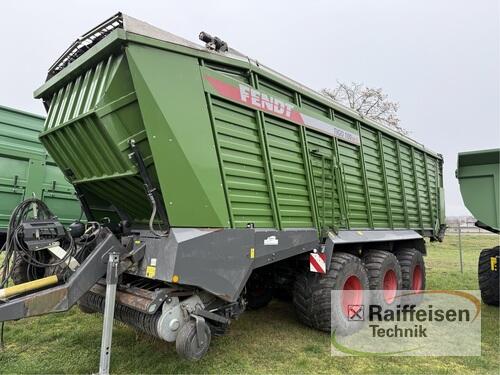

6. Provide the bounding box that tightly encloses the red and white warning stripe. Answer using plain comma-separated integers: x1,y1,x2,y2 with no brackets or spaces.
309,252,326,274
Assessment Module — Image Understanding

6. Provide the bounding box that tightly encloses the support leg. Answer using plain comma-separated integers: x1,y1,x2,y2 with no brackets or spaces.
99,252,119,375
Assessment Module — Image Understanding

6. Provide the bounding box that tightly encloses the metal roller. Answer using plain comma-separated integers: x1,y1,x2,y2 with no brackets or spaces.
79,292,161,338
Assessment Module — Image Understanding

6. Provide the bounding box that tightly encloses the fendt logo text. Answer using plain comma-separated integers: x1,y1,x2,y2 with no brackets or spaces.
238,84,295,119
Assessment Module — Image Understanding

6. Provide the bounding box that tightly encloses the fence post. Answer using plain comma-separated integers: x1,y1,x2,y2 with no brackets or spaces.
458,221,464,273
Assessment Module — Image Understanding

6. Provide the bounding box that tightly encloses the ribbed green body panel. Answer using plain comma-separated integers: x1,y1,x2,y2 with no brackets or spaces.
360,127,389,228
381,136,406,227
40,54,152,222
0,106,80,229
36,27,444,237
211,98,274,228
307,130,342,230
265,117,314,228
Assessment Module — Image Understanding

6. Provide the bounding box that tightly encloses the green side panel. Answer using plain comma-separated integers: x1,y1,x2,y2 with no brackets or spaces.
301,96,331,118
337,138,369,227
0,153,29,228
360,127,390,228
264,116,314,228
45,54,122,131
203,61,251,84
426,156,439,228
41,162,82,222
398,143,420,227
414,150,432,227
42,54,137,180
126,45,229,227
457,149,500,232
258,77,296,103
210,97,274,228
381,136,406,228
198,59,444,234
306,129,341,229
338,142,369,228
0,106,45,154
438,163,445,224
0,106,80,228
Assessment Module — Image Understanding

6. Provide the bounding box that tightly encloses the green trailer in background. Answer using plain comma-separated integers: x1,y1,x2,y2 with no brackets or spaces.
0,105,82,247
457,149,499,306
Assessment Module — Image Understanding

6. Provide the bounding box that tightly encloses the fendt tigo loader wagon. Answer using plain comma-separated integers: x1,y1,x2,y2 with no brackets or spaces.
0,13,445,362
457,149,499,306
0,105,81,248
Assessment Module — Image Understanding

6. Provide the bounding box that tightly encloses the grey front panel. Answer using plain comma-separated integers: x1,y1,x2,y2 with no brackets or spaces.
173,229,255,301
128,228,319,302
252,229,318,268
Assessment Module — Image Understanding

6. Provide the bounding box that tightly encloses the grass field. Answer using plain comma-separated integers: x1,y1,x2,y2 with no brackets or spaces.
0,234,498,374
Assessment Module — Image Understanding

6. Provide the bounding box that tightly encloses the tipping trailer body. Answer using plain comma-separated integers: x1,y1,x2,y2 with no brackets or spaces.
32,13,445,301
457,149,500,307
457,149,500,233
0,105,81,243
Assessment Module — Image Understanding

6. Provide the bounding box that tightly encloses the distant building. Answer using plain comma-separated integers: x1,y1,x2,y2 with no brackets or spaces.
445,215,491,233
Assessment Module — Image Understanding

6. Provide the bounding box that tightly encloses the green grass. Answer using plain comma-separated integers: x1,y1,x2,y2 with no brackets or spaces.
0,235,499,374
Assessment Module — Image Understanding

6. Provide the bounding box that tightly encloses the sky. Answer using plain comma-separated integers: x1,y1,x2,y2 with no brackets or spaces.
1,0,498,216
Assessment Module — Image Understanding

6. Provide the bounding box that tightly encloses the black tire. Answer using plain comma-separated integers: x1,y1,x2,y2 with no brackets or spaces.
11,253,46,285
363,250,402,309
478,247,499,306
395,249,426,305
246,286,273,310
293,252,370,335
175,320,211,361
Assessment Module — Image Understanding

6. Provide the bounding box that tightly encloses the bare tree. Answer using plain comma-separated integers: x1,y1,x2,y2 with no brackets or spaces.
322,81,407,134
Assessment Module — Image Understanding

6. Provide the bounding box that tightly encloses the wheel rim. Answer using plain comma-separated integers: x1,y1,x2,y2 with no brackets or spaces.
189,330,208,357
185,323,210,359
383,269,398,304
342,275,363,318
412,265,423,293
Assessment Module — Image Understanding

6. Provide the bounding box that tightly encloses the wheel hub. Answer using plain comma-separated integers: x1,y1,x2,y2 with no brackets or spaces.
412,265,423,293
341,275,363,318
383,269,398,304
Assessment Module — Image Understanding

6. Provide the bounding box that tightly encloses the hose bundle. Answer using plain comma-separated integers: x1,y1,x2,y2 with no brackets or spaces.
0,198,77,288
0,198,87,348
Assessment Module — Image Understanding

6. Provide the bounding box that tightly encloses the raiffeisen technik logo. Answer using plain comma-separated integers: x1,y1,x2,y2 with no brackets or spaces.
331,290,481,356
367,302,472,338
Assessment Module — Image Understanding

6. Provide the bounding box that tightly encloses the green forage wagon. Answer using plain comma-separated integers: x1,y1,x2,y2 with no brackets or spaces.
0,13,445,361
